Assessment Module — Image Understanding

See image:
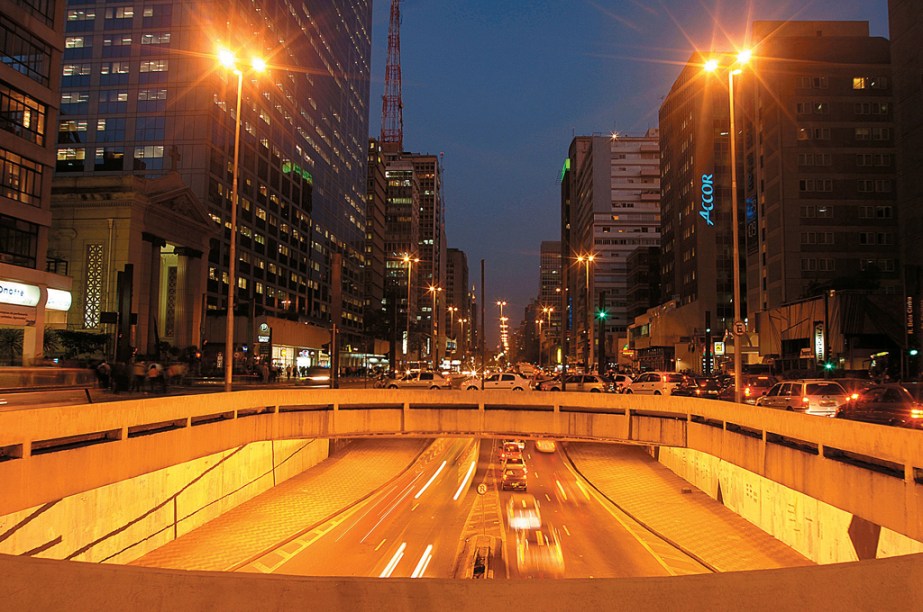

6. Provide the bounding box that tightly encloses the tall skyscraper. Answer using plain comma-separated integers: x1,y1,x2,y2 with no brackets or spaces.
445,247,468,360
1,0,73,363
565,133,661,370
539,240,562,365
50,0,372,369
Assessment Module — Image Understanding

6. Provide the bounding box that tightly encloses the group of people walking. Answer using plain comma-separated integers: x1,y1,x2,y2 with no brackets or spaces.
95,359,186,393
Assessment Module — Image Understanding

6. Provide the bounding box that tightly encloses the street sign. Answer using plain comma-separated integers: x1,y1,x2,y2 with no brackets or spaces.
476,483,487,496
734,321,746,336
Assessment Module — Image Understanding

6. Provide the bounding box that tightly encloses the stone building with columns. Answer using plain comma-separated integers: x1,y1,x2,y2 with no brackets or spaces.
50,173,214,357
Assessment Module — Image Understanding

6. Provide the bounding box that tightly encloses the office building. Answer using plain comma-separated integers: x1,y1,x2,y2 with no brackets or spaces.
50,0,372,370
0,1,73,364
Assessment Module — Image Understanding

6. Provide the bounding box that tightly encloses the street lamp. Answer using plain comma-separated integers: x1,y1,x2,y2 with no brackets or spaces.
576,253,595,371
458,317,467,359
219,47,265,393
496,300,508,355
402,254,420,369
428,284,442,369
705,49,750,403
447,306,457,354
542,305,554,368
536,317,544,368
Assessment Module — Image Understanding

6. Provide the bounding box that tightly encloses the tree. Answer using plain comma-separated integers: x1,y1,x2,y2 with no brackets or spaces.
0,329,23,365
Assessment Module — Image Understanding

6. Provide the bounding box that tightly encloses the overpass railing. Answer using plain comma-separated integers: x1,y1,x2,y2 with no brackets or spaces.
1,389,921,541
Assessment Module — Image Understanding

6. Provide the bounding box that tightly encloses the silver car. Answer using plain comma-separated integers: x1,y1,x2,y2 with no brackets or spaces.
756,379,848,416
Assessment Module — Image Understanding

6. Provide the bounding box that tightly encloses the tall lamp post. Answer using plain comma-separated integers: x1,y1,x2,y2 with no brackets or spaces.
402,254,419,369
542,305,554,368
496,300,507,356
536,317,544,368
428,284,442,369
219,47,265,393
458,317,467,360
705,49,750,403
447,306,457,355
576,254,595,371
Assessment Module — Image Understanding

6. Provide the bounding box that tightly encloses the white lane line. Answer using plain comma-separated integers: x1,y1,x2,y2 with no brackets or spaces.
375,538,387,552
410,544,434,578
562,524,571,536
453,460,477,501
414,460,447,499
379,542,407,578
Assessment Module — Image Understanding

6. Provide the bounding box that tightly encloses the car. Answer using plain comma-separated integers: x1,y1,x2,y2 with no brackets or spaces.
718,375,777,403
515,524,565,577
461,372,531,391
610,374,633,393
501,465,528,491
503,456,527,471
534,439,556,453
671,377,724,399
835,384,923,428
832,377,875,400
624,371,690,395
300,366,332,388
755,379,849,416
538,374,611,392
386,371,452,390
506,494,542,530
499,440,523,462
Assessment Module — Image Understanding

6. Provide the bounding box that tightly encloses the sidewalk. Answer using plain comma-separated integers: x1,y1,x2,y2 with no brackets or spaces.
564,442,811,572
131,438,427,571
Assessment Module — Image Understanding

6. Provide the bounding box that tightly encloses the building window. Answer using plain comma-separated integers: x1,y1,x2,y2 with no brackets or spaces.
133,145,164,170
99,90,128,113
0,146,43,205
0,14,52,86
801,232,834,245
0,211,38,267
799,179,833,192
83,243,104,328
797,153,831,166
140,59,168,72
852,76,889,90
18,0,55,26
858,179,893,193
855,102,890,115
855,127,891,141
95,147,124,171
800,205,834,218
0,83,47,146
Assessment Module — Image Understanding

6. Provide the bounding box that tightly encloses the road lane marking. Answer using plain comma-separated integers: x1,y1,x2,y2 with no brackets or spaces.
375,538,387,551
562,524,571,536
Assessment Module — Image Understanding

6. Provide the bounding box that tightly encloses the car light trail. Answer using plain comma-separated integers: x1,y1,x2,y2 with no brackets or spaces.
555,479,569,502
359,476,421,543
453,461,477,500
414,460,447,499
575,477,591,500
379,542,407,578
410,544,434,578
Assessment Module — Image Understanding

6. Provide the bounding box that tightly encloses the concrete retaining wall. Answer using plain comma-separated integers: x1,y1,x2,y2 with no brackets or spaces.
658,446,923,563
0,438,327,564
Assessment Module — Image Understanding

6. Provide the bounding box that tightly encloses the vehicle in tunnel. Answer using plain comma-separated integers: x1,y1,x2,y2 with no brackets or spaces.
516,525,565,577
501,465,528,491
506,494,542,530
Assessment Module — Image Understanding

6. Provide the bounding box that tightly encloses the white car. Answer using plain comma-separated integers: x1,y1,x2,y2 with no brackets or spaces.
387,371,452,390
507,494,542,530
534,439,556,453
624,371,690,395
462,372,531,391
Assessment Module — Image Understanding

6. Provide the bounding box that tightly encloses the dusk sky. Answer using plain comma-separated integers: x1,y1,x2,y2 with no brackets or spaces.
368,0,890,343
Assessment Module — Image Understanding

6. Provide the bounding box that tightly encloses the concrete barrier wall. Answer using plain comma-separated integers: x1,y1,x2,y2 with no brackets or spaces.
2,551,921,611
658,446,923,563
0,438,327,564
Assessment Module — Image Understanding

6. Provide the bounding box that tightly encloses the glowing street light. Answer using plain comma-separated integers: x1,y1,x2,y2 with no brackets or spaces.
219,46,265,392
704,49,750,403
447,306,458,353
576,253,596,371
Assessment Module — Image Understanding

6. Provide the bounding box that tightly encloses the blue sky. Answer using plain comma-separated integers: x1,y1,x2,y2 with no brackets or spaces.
368,0,890,343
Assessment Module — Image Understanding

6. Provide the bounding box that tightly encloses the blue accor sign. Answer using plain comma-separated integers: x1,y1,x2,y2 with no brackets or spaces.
700,174,715,226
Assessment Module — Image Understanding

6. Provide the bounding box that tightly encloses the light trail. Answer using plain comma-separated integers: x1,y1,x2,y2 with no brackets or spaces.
379,542,407,578
556,479,569,502
359,476,420,543
453,460,477,501
410,544,434,578
413,460,447,500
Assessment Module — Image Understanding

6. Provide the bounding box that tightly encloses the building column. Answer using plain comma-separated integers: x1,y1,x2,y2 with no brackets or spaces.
141,232,165,355
174,247,203,349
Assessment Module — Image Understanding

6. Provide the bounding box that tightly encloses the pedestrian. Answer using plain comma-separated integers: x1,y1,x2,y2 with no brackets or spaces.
131,360,146,392
96,360,111,390
147,362,165,393
260,361,270,384
286,364,292,381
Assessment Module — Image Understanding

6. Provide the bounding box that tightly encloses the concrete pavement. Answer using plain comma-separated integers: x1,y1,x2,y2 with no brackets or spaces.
132,437,810,575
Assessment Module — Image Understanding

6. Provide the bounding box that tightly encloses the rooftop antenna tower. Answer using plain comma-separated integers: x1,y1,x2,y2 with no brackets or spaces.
381,0,403,153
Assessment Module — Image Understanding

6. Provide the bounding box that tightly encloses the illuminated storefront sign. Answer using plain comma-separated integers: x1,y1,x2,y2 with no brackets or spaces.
46,288,72,311
700,174,715,226
257,323,272,343
814,322,825,362
0,281,40,307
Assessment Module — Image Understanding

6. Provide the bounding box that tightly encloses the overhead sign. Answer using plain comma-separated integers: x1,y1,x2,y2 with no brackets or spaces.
0,280,40,307
714,341,725,356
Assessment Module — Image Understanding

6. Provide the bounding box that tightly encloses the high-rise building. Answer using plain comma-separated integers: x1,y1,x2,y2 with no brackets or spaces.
445,247,468,360
539,240,562,365
0,1,73,364
365,138,389,359
50,0,372,369
565,132,661,370
743,21,902,370
411,153,446,363
383,156,419,364
889,1,923,374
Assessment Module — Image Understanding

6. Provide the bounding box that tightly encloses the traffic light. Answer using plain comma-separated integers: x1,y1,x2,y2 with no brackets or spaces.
596,309,607,320
824,361,835,371
910,348,920,357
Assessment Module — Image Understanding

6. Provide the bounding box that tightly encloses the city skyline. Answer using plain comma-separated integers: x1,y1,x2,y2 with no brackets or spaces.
369,0,890,342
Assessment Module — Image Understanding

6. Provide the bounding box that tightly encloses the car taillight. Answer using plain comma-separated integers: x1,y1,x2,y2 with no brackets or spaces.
744,387,752,397
911,407,923,419
802,396,810,404
661,375,668,383
850,393,859,400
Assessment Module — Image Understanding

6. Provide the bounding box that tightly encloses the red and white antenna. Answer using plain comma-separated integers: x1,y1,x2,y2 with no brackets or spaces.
381,0,403,153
